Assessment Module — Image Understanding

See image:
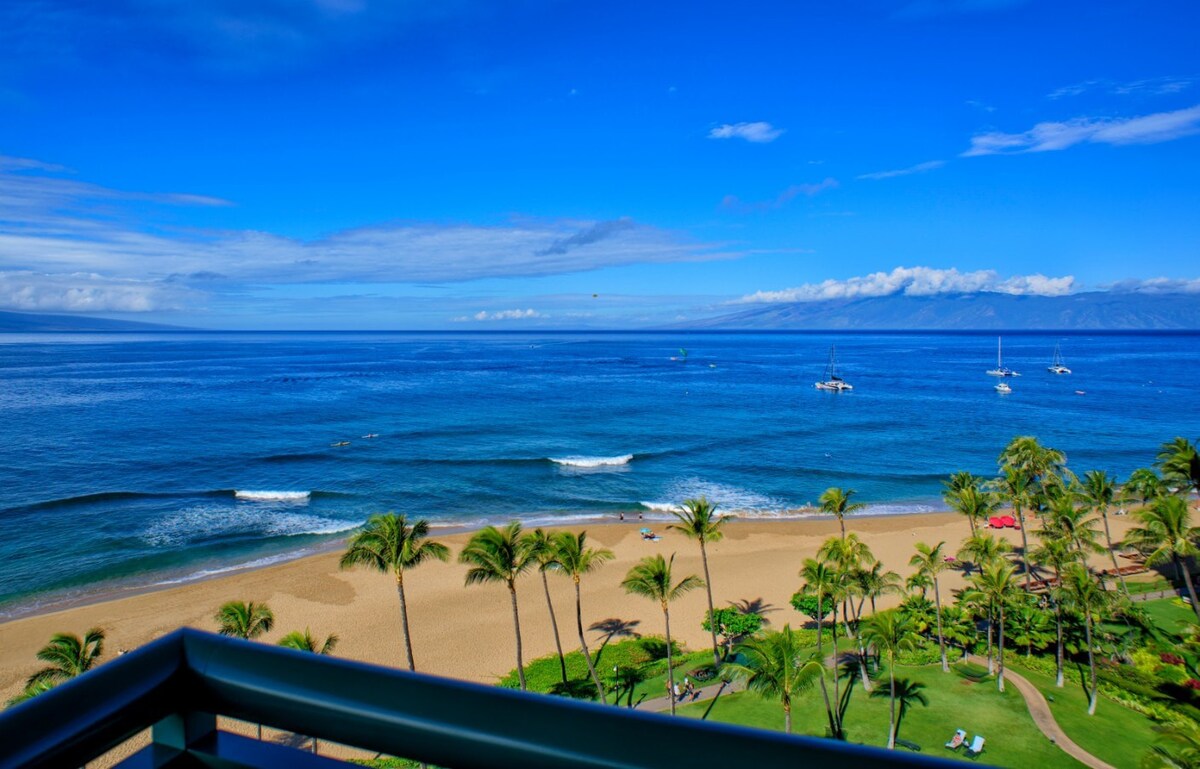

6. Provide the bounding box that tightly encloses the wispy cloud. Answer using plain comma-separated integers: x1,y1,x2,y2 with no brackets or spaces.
1105,277,1200,294
1048,76,1195,100
0,271,195,312
708,122,784,143
453,308,545,322
739,266,1075,304
534,218,635,256
962,104,1200,156
721,179,837,212
857,160,945,180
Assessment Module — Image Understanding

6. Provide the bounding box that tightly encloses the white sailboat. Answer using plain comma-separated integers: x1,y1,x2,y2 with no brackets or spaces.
986,336,1019,377
1047,343,1071,374
815,346,853,391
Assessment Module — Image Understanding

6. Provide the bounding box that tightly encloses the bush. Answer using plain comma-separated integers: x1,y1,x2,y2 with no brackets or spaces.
897,639,943,666
689,665,718,682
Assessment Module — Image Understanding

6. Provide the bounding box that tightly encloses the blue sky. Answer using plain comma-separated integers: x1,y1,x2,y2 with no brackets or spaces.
1,0,1198,328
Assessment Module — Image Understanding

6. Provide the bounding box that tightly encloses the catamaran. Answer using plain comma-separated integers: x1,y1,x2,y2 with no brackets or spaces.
815,346,853,391
1047,343,1071,374
986,336,1019,377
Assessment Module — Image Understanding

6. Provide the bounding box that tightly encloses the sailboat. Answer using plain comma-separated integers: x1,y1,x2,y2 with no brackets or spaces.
1047,343,1071,374
815,346,853,391
986,336,1019,377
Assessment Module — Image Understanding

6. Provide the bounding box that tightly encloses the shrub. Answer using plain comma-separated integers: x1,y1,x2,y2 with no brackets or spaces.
1162,653,1185,666
897,639,943,666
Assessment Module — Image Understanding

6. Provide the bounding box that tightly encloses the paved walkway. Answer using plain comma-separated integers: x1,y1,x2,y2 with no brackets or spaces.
966,656,1116,769
636,677,745,712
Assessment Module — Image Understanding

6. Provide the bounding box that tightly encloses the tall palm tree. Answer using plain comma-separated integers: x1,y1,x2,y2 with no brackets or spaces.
909,542,950,672
340,513,449,671
819,487,865,540
956,532,1012,573
277,629,337,753
853,559,902,618
1158,437,1200,500
214,600,274,640
669,496,729,667
1060,564,1111,715
944,470,984,496
460,522,537,690
944,485,999,538
23,628,105,690
528,528,568,684
1127,495,1200,622
819,534,875,690
964,561,1018,691
1124,467,1167,505
728,626,824,734
798,557,841,739
862,611,920,750
1030,535,1079,687
1043,492,1104,559
621,554,704,715
1080,470,1128,597
998,466,1035,589
551,530,614,701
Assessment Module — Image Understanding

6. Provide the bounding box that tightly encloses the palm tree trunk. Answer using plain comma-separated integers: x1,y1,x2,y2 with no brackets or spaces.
1084,609,1098,715
838,515,846,540
997,605,1006,693
986,610,994,675
1100,509,1129,599
699,540,721,668
1016,504,1032,590
574,580,605,700
540,572,567,684
887,666,897,750
830,604,843,737
508,581,527,691
784,699,792,734
663,602,676,716
968,514,977,538
933,576,948,672
396,571,416,672
1176,555,1200,623
1055,603,1064,687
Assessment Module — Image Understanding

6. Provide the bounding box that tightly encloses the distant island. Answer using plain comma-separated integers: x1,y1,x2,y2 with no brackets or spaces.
678,291,1200,331
0,311,187,333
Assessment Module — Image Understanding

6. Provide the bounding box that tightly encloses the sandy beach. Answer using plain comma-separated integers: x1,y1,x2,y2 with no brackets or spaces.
0,509,1147,707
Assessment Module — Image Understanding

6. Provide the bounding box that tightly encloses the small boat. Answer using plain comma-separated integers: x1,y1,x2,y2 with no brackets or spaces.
670,348,689,362
995,381,1012,394
986,336,1020,377
815,346,853,391
1047,343,1071,374
362,433,379,439
331,441,351,447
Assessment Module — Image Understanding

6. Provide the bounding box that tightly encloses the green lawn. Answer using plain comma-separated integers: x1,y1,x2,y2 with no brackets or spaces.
1140,597,1196,641
1008,662,1157,769
675,663,1087,769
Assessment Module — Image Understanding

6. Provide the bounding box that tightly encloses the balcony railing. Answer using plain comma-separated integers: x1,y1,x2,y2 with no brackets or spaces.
0,628,971,768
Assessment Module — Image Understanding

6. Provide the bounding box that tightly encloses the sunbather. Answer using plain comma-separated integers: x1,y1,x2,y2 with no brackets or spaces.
944,729,966,749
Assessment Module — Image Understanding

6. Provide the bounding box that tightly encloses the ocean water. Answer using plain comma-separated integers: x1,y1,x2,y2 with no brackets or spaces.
1,331,1197,614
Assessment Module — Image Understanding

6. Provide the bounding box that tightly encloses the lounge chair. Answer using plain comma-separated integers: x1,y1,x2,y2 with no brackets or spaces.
965,735,985,757
944,729,966,749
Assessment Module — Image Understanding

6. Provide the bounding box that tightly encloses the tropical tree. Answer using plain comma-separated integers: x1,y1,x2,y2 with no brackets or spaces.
998,467,1035,589
340,513,449,671
944,470,984,496
1142,724,1200,769
956,532,1012,573
964,560,1019,690
728,625,824,734
819,487,865,540
862,611,920,749
938,604,977,657
669,496,729,667
796,557,842,739
528,528,568,684
551,530,614,700
702,607,763,661
909,542,951,672
214,600,274,640
460,522,537,690
819,534,875,690
1060,564,1112,715
1127,495,1200,622
999,436,1070,587
1007,598,1054,656
944,484,999,538
1080,470,1129,597
1043,492,1104,560
20,628,105,694
1125,467,1168,505
277,629,337,753
1158,438,1200,500
1030,535,1079,687
621,554,704,715
853,559,902,617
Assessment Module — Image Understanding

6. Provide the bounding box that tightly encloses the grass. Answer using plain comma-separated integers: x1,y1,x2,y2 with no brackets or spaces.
1007,661,1158,769
675,662,1088,769
1140,597,1197,641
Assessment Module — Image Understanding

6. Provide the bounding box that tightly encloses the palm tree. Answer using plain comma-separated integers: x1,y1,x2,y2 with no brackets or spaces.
909,542,950,672
1080,470,1128,597
862,611,919,749
1043,492,1104,559
964,561,1018,691
277,628,337,752
340,513,449,671
1158,437,1200,500
1125,467,1167,505
1030,535,1079,687
956,532,1012,573
214,601,274,640
22,628,105,691
728,626,824,734
998,466,1035,589
944,470,984,495
1060,564,1111,715
819,487,865,540
943,482,998,537
798,557,841,738
551,530,614,701
819,534,875,690
621,554,704,715
528,528,568,684
1143,724,1200,769
459,522,537,690
1127,495,1200,622
669,496,729,667
853,559,902,618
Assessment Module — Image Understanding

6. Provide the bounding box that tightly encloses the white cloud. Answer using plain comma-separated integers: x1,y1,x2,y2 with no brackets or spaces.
963,104,1200,156
721,179,837,212
1049,76,1195,100
708,122,784,143
453,308,545,322
857,160,945,180
1105,277,1200,294
739,266,1075,304
0,271,193,312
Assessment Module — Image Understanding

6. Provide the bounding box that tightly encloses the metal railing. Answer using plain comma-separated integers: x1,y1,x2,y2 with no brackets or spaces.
0,628,973,768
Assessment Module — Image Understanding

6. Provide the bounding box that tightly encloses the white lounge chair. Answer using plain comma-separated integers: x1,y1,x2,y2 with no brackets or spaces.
944,729,966,749
965,735,985,756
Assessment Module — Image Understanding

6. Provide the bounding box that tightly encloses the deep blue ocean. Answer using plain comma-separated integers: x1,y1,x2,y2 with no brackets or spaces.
1,331,1197,615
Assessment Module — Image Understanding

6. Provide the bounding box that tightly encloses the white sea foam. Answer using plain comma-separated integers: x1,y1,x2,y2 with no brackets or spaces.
643,478,788,517
151,554,303,586
549,454,633,468
234,490,311,502
142,504,358,547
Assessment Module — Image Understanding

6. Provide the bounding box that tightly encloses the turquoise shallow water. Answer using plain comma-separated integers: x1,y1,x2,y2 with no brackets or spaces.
0,330,1196,613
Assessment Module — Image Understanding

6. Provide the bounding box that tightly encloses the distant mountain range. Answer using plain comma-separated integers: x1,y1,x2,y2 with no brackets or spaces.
0,311,185,332
680,292,1200,330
